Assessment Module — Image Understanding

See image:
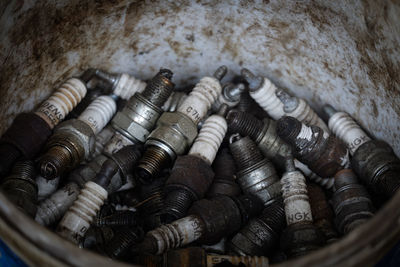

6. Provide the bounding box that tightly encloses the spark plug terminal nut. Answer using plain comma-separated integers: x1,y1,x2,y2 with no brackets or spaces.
332,169,374,234
137,66,227,183
323,106,400,197
212,82,245,111
1,160,38,218
0,78,87,177
280,157,324,258
39,95,117,179
229,135,281,206
277,116,349,178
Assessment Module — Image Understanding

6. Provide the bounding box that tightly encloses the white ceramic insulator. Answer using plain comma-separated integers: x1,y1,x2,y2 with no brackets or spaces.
37,175,60,201
294,159,335,191
78,95,117,135
286,98,330,133
328,112,371,155
90,126,115,161
189,115,227,165
177,77,222,125
35,78,87,129
249,78,285,120
57,181,108,244
35,182,80,226
281,170,313,226
148,215,204,255
113,73,147,100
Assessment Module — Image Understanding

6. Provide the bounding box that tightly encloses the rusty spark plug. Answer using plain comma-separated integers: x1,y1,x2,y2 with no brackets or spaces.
136,66,227,183
137,194,263,255
277,116,349,178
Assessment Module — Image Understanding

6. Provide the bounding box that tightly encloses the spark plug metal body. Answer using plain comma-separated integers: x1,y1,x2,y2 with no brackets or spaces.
0,78,86,177
138,194,263,255
324,106,400,197
1,160,38,217
277,116,349,178
137,66,227,183
332,169,374,234
280,158,324,258
39,95,117,179
161,110,227,223
229,135,281,206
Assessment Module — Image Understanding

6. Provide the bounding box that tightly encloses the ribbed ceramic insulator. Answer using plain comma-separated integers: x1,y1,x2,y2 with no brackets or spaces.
78,95,117,135
57,181,108,244
113,73,147,100
35,182,81,226
189,115,227,165
35,78,87,129
286,99,329,133
177,77,222,125
294,160,335,190
281,170,313,226
249,78,284,120
146,215,204,254
328,112,371,155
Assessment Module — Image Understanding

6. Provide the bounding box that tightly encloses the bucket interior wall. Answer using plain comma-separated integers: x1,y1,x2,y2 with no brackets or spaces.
0,0,400,266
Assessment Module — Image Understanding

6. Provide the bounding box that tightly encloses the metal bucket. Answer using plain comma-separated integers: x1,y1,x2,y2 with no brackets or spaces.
0,0,399,266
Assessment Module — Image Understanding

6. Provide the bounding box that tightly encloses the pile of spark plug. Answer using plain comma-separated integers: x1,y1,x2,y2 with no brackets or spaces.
0,66,399,267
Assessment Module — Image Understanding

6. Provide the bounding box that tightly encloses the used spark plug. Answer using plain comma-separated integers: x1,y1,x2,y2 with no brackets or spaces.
136,66,227,183
110,69,174,152
56,145,142,244
280,157,324,258
277,116,349,178
88,126,115,161
80,68,146,100
236,90,269,120
206,148,241,198
229,135,281,206
229,199,286,256
323,105,400,197
138,194,263,255
160,106,228,223
0,78,86,177
108,188,140,208
36,175,60,201
332,169,374,234
295,160,335,191
162,91,188,112
39,95,117,179
307,183,338,243
276,89,329,132
211,82,245,111
226,110,292,164
103,226,144,259
241,68,285,120
94,210,140,227
1,160,38,217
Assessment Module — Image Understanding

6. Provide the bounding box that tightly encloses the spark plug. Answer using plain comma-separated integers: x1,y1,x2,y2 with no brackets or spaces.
39,95,117,179
0,78,86,177
307,183,338,243
36,175,60,201
110,69,174,151
160,106,228,223
80,68,146,100
88,126,115,161
162,91,188,112
323,106,400,197
226,110,292,164
103,226,144,259
332,169,374,234
229,135,281,206
138,194,263,255
276,89,329,132
206,148,241,198
94,210,140,227
1,160,38,217
211,82,245,111
229,199,286,256
280,157,324,258
241,68,285,120
277,116,349,178
236,90,269,120
56,145,142,244
294,160,335,191
136,66,227,183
